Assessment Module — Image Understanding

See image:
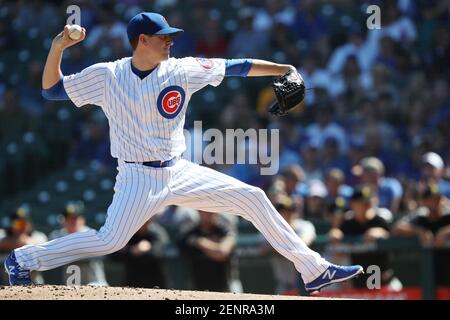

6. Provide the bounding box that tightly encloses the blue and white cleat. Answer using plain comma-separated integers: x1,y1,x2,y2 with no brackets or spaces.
305,264,364,292
4,251,32,286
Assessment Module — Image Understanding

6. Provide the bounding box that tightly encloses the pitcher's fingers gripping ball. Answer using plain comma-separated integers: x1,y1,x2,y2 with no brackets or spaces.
50,25,86,51
68,24,82,40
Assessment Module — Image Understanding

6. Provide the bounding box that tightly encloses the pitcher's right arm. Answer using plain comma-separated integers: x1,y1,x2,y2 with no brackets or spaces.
42,25,86,99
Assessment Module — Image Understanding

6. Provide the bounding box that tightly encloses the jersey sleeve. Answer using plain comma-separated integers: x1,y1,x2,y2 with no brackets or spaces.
178,57,225,94
63,62,109,108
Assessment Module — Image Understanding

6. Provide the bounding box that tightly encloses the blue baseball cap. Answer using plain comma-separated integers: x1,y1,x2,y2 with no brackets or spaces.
127,12,184,41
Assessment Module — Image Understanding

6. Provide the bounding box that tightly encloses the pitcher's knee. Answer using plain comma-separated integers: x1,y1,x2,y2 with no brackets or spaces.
104,241,127,254
98,237,127,255
247,186,268,200
96,228,128,254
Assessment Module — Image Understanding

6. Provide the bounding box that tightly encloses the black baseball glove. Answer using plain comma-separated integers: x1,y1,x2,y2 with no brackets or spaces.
269,69,306,116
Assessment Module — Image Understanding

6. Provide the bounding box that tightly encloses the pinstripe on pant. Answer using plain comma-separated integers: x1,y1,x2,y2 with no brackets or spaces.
15,159,329,284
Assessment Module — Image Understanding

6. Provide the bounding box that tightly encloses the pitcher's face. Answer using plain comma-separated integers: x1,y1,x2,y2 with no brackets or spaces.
142,34,174,61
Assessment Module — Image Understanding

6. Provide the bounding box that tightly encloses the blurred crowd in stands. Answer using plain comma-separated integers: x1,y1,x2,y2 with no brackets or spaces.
1,0,450,293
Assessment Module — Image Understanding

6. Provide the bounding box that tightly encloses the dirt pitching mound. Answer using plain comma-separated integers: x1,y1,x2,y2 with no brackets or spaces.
0,285,341,300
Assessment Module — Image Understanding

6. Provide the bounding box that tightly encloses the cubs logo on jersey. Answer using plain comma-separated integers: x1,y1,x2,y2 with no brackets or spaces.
157,85,186,119
195,57,214,69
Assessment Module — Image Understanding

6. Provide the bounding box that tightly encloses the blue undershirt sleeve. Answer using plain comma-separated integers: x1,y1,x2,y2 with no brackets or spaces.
224,59,253,77
41,78,70,100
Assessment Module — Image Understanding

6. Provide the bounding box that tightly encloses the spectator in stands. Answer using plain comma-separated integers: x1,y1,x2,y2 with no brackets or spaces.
421,152,450,198
260,194,316,295
398,134,428,183
0,208,47,284
0,86,41,195
392,183,450,286
298,53,331,105
380,2,417,44
49,201,108,285
0,208,47,251
14,0,61,35
268,22,301,64
71,110,116,169
178,210,240,292
0,88,33,140
392,183,450,248
83,2,129,52
195,18,228,58
157,205,199,235
328,186,400,290
375,37,399,72
362,122,399,175
253,0,294,33
331,55,369,99
275,118,302,171
325,169,353,205
61,45,92,75
353,157,403,215
266,175,287,200
367,63,397,96
303,179,329,221
305,105,348,155
345,136,366,183
228,7,270,58
327,24,375,76
281,164,305,212
110,35,130,60
112,218,169,289
19,61,46,116
299,140,323,182
426,25,450,77
401,97,428,158
322,136,350,174
291,0,329,48
324,168,353,227
167,11,196,58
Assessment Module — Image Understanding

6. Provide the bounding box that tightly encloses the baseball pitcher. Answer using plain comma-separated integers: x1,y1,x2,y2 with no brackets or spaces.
4,12,363,292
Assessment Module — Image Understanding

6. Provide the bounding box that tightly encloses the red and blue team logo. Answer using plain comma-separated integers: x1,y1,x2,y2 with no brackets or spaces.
195,57,214,69
157,86,186,119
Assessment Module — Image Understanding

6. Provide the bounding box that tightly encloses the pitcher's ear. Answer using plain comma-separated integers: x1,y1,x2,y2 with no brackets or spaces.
140,34,152,47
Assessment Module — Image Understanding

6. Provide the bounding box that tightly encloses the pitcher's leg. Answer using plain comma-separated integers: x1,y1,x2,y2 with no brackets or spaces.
170,162,329,283
14,165,170,271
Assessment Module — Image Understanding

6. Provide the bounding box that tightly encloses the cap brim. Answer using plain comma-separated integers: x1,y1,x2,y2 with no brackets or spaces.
155,27,184,36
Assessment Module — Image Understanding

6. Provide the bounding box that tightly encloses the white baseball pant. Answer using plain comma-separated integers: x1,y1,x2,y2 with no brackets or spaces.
15,159,329,283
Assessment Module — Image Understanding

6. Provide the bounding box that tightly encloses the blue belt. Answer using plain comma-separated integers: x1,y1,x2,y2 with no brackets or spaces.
125,157,179,168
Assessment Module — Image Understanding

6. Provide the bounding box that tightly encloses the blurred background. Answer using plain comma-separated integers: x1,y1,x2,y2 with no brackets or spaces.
0,0,449,299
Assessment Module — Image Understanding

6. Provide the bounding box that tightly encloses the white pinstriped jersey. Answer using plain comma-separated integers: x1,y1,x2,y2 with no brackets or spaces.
63,57,225,161
17,55,331,283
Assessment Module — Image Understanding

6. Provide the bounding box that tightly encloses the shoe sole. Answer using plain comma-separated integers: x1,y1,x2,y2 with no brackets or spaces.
306,267,364,292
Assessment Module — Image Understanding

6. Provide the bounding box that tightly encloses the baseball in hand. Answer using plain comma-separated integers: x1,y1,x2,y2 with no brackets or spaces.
68,24,82,40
